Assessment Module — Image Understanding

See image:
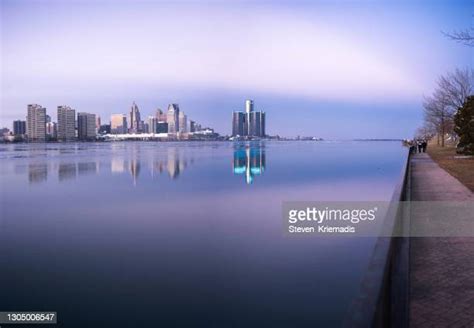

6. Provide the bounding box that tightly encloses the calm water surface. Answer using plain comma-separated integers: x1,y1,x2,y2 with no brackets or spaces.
0,141,407,327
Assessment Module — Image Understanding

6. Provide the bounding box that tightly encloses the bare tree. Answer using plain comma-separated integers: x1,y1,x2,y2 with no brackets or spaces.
436,68,474,110
423,95,452,147
422,68,474,147
443,29,474,47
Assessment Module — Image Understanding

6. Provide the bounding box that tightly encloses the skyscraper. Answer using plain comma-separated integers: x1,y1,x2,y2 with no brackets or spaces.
129,102,141,133
232,112,245,136
57,106,76,141
232,100,266,137
46,122,57,139
77,112,96,140
167,104,180,133
179,111,187,133
13,120,26,135
148,116,158,134
190,120,196,133
27,104,46,142
156,108,167,122
95,116,101,133
110,114,128,134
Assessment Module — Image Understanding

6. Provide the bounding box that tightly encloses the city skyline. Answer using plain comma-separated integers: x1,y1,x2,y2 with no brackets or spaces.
1,0,472,138
9,98,219,141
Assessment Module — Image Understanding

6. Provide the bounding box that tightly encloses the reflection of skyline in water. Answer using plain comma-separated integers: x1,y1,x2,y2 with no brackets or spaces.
27,146,195,185
24,144,268,185
233,144,266,184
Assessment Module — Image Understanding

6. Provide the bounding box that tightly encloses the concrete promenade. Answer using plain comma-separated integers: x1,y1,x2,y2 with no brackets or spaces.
409,153,474,327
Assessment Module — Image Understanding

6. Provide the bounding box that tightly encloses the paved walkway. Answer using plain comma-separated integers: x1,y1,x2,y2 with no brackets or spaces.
409,153,474,328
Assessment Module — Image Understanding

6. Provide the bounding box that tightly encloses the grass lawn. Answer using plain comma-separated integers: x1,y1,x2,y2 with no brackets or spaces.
427,144,474,192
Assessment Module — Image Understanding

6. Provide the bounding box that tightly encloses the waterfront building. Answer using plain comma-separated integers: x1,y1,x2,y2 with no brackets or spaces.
232,112,245,136
129,102,141,133
27,104,47,142
156,108,167,122
179,111,187,133
167,104,180,133
57,106,76,141
148,116,158,134
96,116,101,133
232,99,266,137
46,122,57,139
157,122,168,133
190,120,196,133
99,124,111,134
110,114,127,134
77,112,96,140
13,120,26,135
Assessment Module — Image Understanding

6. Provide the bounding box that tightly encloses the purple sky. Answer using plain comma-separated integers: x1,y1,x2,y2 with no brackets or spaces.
1,0,472,138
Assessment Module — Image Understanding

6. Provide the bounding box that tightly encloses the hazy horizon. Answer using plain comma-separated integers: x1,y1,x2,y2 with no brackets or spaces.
1,0,472,138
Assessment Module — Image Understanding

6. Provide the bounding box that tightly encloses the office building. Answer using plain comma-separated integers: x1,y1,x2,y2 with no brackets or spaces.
179,111,187,133
129,102,141,133
99,124,111,134
167,104,180,133
46,122,57,139
57,106,76,141
27,104,46,142
232,112,245,136
232,100,266,137
13,120,26,135
148,116,158,134
157,122,168,133
77,112,96,140
96,116,101,133
190,120,196,133
156,108,167,122
111,114,127,134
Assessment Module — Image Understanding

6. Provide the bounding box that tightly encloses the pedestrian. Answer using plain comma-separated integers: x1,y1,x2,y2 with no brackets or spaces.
417,140,422,153
422,140,427,153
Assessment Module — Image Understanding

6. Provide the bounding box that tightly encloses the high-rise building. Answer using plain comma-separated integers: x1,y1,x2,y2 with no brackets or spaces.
148,116,158,134
110,114,127,134
13,120,26,135
232,100,265,137
129,102,141,133
57,106,76,141
27,104,46,142
46,122,57,139
189,120,196,133
96,116,101,133
179,111,187,133
77,112,96,140
232,112,245,136
167,104,180,133
245,99,254,113
156,108,167,122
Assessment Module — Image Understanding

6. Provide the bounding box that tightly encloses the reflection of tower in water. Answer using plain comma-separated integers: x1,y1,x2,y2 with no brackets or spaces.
233,145,266,184
28,163,48,184
167,148,180,179
129,159,141,186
